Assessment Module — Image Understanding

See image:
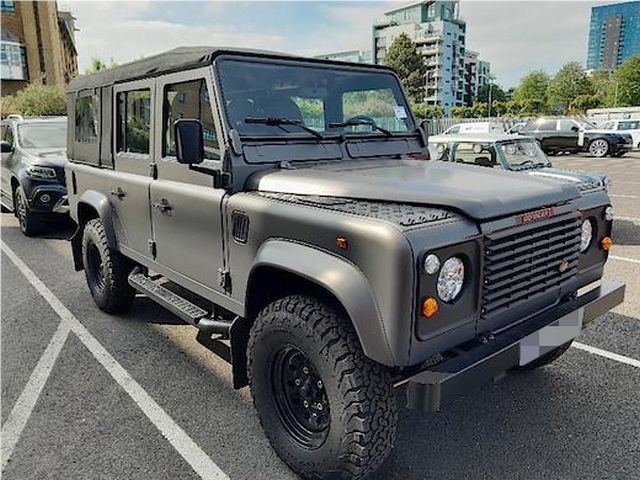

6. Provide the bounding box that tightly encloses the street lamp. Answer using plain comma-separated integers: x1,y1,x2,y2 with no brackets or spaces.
487,73,496,118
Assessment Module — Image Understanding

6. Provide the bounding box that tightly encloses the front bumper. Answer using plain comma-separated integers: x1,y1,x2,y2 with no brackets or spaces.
401,280,625,412
27,184,68,215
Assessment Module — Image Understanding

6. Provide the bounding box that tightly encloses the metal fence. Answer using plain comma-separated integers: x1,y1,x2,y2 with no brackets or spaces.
420,117,529,136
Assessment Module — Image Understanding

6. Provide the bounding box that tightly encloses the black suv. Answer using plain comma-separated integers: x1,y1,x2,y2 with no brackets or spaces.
1,115,69,235
521,117,632,157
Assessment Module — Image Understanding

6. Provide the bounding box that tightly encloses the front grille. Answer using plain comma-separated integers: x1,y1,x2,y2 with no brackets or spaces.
482,213,581,319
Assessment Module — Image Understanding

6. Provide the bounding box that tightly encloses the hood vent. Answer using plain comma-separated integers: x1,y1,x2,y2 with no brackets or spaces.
232,211,249,244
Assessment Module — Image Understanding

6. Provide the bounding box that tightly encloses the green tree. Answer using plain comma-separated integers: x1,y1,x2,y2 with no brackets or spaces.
471,102,488,118
609,54,640,107
450,106,474,118
477,83,506,104
548,62,593,113
412,103,444,119
85,57,118,75
384,33,426,103
513,70,550,108
491,100,509,116
8,83,66,116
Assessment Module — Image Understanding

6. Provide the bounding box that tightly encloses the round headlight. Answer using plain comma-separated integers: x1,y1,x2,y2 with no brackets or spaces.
580,219,593,252
423,254,440,275
437,256,465,302
605,206,614,222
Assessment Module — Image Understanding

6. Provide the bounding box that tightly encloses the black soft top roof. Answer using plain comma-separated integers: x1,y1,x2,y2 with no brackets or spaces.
67,46,391,93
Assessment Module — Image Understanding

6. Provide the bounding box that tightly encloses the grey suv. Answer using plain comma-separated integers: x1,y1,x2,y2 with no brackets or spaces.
1,115,69,235
66,48,625,480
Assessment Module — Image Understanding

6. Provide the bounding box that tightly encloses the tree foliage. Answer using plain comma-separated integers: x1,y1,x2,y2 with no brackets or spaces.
548,62,593,113
85,57,118,75
611,54,640,107
2,83,66,116
512,70,550,107
412,103,444,119
384,33,426,103
476,83,506,104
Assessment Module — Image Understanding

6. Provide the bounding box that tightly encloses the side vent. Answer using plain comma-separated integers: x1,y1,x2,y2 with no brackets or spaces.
232,211,249,244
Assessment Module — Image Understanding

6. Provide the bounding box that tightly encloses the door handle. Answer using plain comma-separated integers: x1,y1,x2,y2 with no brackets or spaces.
110,187,126,199
152,198,173,214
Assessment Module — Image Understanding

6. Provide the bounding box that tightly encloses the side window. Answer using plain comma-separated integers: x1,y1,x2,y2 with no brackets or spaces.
116,89,151,155
75,94,99,143
291,96,325,131
3,124,14,145
452,142,498,167
599,122,613,130
558,120,576,132
618,121,638,130
164,79,219,160
536,119,557,131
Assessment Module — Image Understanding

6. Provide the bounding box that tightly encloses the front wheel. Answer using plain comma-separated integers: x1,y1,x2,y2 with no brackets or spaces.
82,218,135,313
588,139,609,157
248,295,397,480
14,186,41,237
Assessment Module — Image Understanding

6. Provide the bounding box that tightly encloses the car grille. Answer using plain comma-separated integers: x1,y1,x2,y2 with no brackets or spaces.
482,213,581,319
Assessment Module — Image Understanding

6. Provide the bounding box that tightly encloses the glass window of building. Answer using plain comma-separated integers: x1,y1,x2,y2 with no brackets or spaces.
1,1,15,13
0,41,28,80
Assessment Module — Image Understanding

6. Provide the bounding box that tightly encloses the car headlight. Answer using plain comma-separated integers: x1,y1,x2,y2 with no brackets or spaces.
605,206,614,221
437,256,465,302
580,219,593,252
27,166,57,179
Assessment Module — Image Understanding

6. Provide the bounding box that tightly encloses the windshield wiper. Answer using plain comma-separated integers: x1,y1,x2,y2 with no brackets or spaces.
329,118,392,137
244,117,324,140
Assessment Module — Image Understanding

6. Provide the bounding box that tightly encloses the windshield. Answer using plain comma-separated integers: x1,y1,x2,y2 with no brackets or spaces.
500,140,551,170
18,122,67,149
575,119,595,130
217,59,414,138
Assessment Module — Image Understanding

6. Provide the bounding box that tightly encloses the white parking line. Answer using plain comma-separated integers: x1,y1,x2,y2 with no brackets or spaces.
573,342,640,368
610,194,640,199
0,241,229,480
610,255,640,265
1,321,71,470
616,216,640,223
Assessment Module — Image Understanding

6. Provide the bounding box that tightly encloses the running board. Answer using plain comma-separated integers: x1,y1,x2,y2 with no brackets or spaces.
128,269,231,336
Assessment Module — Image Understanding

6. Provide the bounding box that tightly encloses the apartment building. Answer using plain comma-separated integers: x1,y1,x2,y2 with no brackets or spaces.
1,0,78,96
587,1,640,71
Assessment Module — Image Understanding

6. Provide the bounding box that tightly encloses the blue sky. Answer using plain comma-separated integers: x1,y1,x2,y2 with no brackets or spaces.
61,0,619,88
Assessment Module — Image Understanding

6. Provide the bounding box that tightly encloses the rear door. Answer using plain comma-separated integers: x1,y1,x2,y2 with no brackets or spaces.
557,119,580,150
149,68,227,292
110,79,155,260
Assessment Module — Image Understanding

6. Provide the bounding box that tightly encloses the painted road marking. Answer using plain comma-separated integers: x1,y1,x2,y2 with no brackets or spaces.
1,321,71,470
0,241,230,480
610,194,640,199
573,342,640,368
615,216,640,223
610,255,640,265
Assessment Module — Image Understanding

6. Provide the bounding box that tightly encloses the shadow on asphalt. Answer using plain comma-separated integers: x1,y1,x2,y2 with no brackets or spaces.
613,219,640,246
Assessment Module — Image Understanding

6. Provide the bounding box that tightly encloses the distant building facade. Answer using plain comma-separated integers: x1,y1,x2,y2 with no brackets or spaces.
587,1,640,71
314,49,372,64
1,0,78,96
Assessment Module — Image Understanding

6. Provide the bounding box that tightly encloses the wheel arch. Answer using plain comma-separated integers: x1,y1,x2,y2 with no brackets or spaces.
241,240,395,368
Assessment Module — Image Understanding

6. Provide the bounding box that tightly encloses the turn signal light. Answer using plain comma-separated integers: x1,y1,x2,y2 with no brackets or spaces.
601,236,613,251
422,297,439,318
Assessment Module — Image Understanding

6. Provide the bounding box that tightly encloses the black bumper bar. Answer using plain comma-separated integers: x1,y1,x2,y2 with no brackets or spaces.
402,280,625,412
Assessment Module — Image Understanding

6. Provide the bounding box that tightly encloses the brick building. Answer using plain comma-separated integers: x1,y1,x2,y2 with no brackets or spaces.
1,0,78,96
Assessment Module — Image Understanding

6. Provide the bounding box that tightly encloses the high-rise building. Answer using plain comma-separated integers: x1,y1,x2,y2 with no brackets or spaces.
587,1,640,71
314,49,372,64
1,0,78,97
371,0,489,113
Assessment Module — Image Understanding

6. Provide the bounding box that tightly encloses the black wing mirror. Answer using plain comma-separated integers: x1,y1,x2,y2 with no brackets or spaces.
571,125,580,133
174,119,204,165
0,141,13,153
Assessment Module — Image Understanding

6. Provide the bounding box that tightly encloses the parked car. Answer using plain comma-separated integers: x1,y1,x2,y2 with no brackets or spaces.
0,115,69,236
520,117,632,157
442,121,505,135
506,122,526,134
596,118,640,149
66,47,624,480
428,133,611,194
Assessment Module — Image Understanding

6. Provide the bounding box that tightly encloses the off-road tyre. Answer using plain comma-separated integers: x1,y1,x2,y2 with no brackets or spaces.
517,340,573,371
248,295,397,480
14,186,41,237
82,218,135,314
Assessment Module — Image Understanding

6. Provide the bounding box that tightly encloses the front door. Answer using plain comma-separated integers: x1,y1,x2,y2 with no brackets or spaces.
1,124,16,207
150,69,226,292
110,79,155,260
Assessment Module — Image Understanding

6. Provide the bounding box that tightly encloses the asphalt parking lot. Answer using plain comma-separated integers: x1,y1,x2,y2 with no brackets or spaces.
1,153,639,480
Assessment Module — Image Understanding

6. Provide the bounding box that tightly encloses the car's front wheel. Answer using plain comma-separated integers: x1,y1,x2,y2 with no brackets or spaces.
248,295,397,480
82,218,136,313
588,139,610,157
14,186,41,237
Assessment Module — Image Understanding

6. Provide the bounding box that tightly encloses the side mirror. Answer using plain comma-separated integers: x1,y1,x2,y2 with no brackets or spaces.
174,119,204,165
0,141,13,153
571,126,580,133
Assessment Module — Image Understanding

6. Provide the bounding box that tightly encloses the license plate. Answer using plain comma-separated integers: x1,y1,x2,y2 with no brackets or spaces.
519,308,584,366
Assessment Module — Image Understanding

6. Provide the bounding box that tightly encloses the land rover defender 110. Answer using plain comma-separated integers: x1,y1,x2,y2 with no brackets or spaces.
66,48,625,480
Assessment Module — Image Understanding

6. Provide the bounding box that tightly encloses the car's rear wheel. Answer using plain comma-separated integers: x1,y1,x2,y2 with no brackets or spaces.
248,295,397,480
588,139,609,157
82,218,135,313
14,186,41,237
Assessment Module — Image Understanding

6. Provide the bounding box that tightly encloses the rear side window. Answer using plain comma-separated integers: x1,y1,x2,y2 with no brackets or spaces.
619,121,639,130
536,119,557,131
164,79,219,160
75,94,99,143
116,89,151,155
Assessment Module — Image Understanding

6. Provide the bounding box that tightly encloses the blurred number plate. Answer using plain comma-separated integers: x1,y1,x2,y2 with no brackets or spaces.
519,308,584,366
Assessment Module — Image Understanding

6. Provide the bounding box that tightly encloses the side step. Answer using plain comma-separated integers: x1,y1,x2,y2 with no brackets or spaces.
128,269,231,336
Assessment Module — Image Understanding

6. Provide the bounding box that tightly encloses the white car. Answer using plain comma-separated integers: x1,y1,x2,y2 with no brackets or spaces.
597,119,640,149
442,121,505,135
